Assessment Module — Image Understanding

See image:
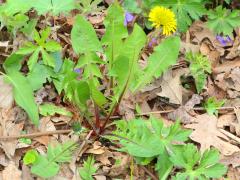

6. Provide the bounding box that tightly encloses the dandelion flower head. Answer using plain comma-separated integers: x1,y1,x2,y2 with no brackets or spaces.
149,6,177,35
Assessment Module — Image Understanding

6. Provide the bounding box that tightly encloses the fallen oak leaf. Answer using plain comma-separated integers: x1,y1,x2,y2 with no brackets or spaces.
185,114,239,156
2,161,22,180
0,76,13,109
221,151,240,168
168,94,202,123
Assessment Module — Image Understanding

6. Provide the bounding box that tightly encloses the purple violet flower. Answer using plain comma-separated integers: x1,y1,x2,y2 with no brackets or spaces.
216,35,227,46
124,12,134,26
225,35,233,43
148,38,157,47
216,35,233,46
74,68,82,74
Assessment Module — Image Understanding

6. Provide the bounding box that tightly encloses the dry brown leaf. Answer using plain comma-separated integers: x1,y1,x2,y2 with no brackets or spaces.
34,116,56,145
226,167,240,180
221,151,240,168
217,114,236,128
108,152,130,177
96,150,113,166
168,94,202,123
157,69,188,105
2,161,22,180
215,66,240,98
0,76,13,109
86,141,105,155
213,58,240,74
185,114,239,155
226,36,240,59
0,109,24,158
94,175,107,180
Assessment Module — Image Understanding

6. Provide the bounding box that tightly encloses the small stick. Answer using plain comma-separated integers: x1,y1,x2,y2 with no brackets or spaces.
219,129,240,145
0,129,72,141
140,166,158,180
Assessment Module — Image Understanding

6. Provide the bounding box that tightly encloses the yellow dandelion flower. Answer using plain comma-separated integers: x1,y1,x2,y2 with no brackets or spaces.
149,6,177,36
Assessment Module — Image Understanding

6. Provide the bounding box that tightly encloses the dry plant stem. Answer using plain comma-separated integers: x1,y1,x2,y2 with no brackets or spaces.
94,102,100,130
0,129,72,141
140,166,158,180
219,129,240,144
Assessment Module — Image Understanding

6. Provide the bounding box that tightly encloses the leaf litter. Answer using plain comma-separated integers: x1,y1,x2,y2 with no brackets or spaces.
0,1,240,179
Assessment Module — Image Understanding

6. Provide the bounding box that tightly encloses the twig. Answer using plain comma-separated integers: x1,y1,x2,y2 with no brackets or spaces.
0,129,72,141
140,166,158,180
107,105,240,119
219,129,240,145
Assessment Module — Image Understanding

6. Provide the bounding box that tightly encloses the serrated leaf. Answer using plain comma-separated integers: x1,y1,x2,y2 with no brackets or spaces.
109,117,191,159
31,156,59,178
169,144,201,169
112,24,146,101
204,97,225,116
170,143,227,179
79,156,97,180
155,149,173,180
185,52,211,93
71,15,102,54
207,6,240,35
47,141,76,163
39,103,73,117
4,71,39,125
34,0,76,15
131,36,180,92
101,4,128,68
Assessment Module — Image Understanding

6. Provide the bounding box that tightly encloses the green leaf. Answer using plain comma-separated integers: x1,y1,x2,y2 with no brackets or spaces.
16,42,37,55
170,144,201,169
109,117,191,158
185,52,211,93
78,0,103,15
39,103,73,117
101,4,128,68
132,36,180,92
44,41,62,52
170,144,227,179
71,15,102,54
111,119,165,157
34,0,76,15
112,24,146,102
123,0,141,13
19,137,32,145
3,53,24,73
47,141,77,163
155,149,173,180
2,0,34,16
27,48,41,71
89,80,107,107
204,97,225,116
207,6,240,36
41,48,55,68
23,150,39,165
31,156,59,178
27,63,50,91
79,156,97,180
4,71,39,125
